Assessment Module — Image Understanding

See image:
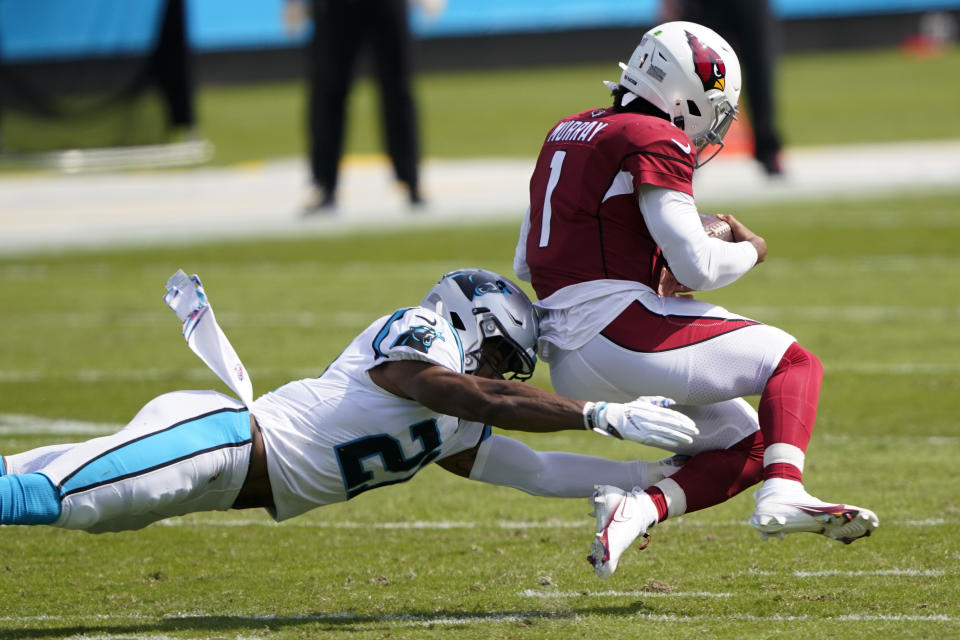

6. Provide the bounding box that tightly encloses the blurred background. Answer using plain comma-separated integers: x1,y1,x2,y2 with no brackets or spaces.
0,0,958,250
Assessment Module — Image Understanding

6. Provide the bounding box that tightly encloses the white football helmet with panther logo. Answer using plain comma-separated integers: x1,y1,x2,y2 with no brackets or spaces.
421,269,538,380
615,21,741,167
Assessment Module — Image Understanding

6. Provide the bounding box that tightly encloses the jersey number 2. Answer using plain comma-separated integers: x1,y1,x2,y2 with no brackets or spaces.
336,420,442,499
538,150,566,248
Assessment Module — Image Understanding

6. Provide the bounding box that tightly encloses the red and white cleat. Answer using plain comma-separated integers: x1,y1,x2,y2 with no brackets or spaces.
751,480,878,544
587,485,656,579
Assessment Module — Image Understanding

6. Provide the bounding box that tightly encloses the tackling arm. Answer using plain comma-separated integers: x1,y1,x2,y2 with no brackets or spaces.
438,434,677,497
369,360,698,448
371,359,585,432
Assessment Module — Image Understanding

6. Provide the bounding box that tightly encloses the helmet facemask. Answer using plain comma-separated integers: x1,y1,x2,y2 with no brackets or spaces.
472,314,537,381
689,93,738,168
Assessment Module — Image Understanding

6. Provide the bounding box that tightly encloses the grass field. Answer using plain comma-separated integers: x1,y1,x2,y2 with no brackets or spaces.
1,183,959,638
160,46,960,164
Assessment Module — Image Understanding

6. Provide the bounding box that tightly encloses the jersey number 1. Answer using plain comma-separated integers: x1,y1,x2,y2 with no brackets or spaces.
539,150,566,248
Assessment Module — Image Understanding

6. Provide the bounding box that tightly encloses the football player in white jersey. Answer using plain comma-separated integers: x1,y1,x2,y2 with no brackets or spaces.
514,21,878,578
0,268,698,536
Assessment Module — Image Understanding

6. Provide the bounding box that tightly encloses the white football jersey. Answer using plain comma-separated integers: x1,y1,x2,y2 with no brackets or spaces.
251,306,489,521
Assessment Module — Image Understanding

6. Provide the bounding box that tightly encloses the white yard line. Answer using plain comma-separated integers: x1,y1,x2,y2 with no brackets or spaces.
626,613,960,623
152,516,951,530
519,589,733,598
4,411,960,441
1,305,957,329
2,358,957,389
3,610,957,630
792,569,945,577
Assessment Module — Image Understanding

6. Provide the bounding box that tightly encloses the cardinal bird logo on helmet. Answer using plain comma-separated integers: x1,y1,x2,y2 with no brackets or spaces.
685,30,726,92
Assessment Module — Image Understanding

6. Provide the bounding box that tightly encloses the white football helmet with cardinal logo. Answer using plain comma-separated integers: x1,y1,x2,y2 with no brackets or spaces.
615,21,742,167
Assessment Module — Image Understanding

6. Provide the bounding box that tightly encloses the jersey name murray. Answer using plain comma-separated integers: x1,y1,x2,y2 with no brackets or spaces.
251,307,487,521
546,119,609,144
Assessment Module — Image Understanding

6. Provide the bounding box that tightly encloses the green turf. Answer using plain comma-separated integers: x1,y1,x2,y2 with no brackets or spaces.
0,92,171,153
199,46,960,165
3,46,958,165
1,188,959,638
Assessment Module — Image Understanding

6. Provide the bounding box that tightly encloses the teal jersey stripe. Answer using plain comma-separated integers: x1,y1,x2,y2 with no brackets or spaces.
60,408,250,497
372,308,412,359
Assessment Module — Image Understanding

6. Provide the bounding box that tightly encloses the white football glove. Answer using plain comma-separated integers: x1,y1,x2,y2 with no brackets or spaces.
583,396,698,451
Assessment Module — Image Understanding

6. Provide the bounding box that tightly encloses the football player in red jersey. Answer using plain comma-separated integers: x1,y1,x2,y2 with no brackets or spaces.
513,21,878,578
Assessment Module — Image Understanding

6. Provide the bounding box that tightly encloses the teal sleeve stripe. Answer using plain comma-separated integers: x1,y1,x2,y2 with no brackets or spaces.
371,308,411,359
480,424,492,443
440,317,465,373
60,408,250,497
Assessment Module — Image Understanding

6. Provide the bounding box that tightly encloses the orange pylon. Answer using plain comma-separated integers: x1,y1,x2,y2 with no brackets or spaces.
723,113,755,157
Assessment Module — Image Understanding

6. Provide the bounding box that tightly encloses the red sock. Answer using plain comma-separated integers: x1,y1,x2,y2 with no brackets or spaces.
652,431,764,515
645,486,669,521
758,342,823,482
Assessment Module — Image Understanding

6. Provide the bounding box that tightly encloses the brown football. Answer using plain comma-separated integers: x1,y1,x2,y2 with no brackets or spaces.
699,213,734,241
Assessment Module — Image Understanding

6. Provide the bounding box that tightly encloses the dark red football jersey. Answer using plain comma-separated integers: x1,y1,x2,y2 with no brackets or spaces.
524,107,696,300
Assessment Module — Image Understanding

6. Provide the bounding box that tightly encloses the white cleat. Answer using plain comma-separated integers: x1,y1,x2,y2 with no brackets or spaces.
586,485,654,579
751,482,878,544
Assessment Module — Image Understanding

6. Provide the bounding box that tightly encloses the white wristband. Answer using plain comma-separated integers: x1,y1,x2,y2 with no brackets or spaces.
582,401,608,431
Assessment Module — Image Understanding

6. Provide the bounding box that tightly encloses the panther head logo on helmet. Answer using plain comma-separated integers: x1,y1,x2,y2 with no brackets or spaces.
449,271,511,301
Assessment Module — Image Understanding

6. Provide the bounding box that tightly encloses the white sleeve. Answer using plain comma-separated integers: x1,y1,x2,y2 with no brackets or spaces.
163,270,254,406
639,185,758,291
512,206,532,283
467,434,661,498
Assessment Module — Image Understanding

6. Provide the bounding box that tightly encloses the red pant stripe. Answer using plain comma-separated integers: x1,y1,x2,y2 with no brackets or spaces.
601,301,760,352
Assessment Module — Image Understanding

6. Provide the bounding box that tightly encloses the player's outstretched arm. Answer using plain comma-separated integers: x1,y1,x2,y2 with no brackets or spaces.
371,359,585,431
437,434,678,497
583,398,699,450
369,360,696,449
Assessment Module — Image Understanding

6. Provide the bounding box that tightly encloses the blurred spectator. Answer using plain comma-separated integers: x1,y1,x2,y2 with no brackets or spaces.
152,0,197,138
0,0,197,151
660,0,784,176
286,0,444,213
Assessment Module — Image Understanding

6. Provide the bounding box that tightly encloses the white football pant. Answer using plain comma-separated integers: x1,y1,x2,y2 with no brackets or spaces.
6,390,252,533
548,320,795,456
